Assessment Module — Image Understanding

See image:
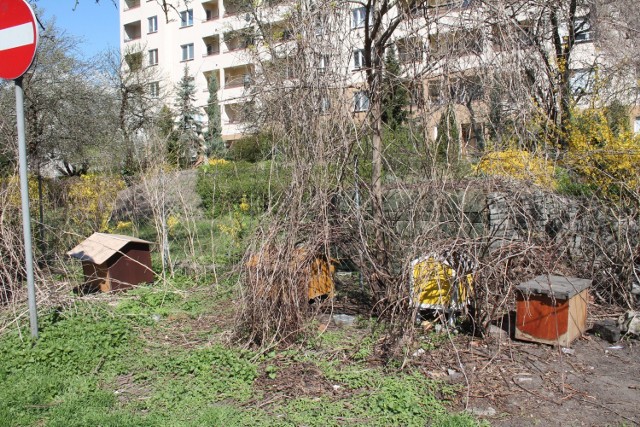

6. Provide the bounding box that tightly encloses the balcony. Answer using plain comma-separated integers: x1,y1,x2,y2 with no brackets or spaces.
224,102,252,124
428,29,483,58
203,35,221,56
202,0,221,21
224,65,253,90
397,36,424,63
224,29,255,52
124,51,143,72
203,70,222,92
124,0,140,10
265,21,294,43
123,21,142,42
223,0,251,17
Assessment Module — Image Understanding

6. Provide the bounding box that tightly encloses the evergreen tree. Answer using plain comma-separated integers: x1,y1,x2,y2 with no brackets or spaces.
204,73,225,157
157,104,180,166
381,47,409,131
157,104,176,140
174,64,202,167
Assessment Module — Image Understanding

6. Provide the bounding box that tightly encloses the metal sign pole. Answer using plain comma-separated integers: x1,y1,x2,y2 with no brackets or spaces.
15,76,38,339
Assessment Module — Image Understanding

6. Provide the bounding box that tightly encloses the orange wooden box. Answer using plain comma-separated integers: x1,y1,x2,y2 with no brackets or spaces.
515,275,591,347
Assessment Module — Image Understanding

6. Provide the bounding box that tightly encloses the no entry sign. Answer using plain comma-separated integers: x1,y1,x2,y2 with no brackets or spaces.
0,0,39,80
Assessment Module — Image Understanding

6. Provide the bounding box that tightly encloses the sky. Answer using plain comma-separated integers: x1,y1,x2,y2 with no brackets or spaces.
33,0,120,59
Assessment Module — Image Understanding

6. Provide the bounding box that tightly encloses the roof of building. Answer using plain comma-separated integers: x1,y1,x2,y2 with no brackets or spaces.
67,232,153,265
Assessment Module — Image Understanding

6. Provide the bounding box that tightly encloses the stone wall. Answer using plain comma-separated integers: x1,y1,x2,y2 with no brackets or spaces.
376,180,639,304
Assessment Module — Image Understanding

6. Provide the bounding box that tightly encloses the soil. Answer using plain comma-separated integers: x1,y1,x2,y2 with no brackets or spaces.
424,325,640,426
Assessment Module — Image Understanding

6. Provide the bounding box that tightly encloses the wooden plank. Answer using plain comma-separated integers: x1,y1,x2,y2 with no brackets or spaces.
515,294,569,344
567,289,588,341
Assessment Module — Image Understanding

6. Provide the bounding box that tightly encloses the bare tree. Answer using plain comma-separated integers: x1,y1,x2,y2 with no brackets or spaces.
101,44,164,176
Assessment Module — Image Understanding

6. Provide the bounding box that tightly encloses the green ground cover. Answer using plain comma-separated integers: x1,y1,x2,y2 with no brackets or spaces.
0,274,483,426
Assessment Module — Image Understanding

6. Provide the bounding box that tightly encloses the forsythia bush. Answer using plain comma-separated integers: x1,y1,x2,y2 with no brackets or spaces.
67,174,125,233
565,108,640,199
475,149,557,189
1,175,43,214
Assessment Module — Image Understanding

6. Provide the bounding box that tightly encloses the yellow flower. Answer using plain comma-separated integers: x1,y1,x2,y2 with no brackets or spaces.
239,194,250,212
476,149,557,189
167,214,180,233
116,221,133,231
208,158,229,166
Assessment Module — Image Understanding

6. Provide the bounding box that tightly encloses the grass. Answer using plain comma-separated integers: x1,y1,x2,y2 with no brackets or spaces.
1,205,483,426
0,273,483,426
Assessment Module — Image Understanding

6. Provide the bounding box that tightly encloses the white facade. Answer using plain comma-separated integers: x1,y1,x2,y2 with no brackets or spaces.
120,1,633,144
120,0,271,140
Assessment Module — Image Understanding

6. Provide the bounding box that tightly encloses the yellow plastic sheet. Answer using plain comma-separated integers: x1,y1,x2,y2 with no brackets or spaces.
411,254,473,310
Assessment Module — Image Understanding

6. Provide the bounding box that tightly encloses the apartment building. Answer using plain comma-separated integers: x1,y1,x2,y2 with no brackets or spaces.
120,0,286,140
119,0,638,145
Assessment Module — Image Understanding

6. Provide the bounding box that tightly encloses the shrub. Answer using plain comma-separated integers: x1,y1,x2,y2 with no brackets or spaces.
196,159,284,216
475,149,557,189
66,174,126,233
565,107,640,200
227,134,271,163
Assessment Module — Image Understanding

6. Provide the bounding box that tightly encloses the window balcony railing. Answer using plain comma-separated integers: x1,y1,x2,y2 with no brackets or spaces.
225,75,252,88
203,47,221,56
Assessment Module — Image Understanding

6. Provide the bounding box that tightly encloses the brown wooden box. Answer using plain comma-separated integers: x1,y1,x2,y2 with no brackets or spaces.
515,275,591,347
69,233,154,293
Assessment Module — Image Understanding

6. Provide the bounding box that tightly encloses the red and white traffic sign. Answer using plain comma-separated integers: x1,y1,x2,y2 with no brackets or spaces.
0,0,39,80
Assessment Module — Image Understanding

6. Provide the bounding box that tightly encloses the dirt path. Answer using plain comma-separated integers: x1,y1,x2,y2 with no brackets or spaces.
429,332,640,426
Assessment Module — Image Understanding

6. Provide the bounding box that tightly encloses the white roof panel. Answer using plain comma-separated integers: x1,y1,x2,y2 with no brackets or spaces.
67,232,152,265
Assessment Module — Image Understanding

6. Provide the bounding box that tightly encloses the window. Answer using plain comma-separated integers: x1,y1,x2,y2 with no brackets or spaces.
428,80,443,103
461,123,484,152
125,52,143,71
634,117,640,134
181,43,194,61
570,69,594,95
180,9,193,27
148,48,158,66
352,7,367,29
317,54,329,72
148,16,158,33
354,90,370,112
574,17,593,43
320,96,331,113
149,82,160,98
353,49,365,70
314,16,326,36
206,43,219,56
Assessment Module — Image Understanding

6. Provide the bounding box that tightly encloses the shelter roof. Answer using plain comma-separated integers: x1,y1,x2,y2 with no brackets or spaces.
67,233,152,265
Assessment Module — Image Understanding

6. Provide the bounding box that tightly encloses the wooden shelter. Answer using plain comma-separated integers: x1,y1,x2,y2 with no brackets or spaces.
68,233,154,293
515,275,590,346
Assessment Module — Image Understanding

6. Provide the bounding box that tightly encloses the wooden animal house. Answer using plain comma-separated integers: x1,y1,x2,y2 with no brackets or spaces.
515,275,590,346
68,233,154,293
246,248,335,301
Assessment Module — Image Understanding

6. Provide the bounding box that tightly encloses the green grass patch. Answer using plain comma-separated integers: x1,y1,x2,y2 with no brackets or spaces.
0,279,481,426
